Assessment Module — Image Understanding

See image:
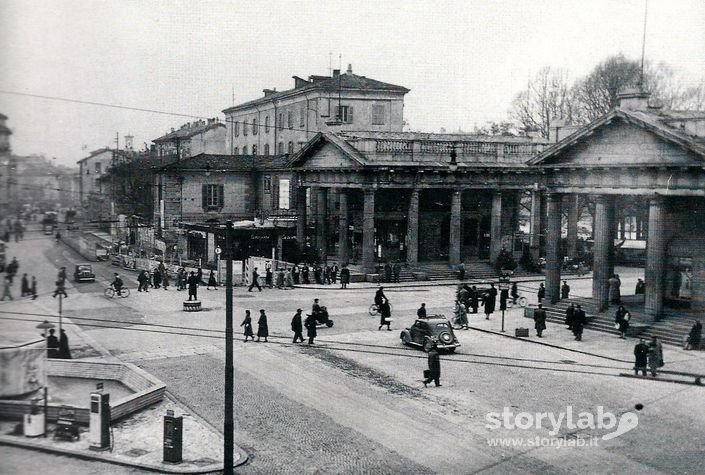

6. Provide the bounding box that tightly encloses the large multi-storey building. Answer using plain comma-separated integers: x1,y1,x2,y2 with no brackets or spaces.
152,118,226,164
223,65,409,157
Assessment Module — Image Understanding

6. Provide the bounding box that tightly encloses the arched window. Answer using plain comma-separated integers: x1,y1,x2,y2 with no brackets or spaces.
278,142,284,154
233,146,239,155
264,143,270,156
242,145,248,155
287,141,294,154
265,116,270,134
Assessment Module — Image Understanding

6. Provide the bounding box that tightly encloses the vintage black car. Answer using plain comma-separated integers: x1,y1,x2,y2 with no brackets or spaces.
400,315,460,353
73,263,96,283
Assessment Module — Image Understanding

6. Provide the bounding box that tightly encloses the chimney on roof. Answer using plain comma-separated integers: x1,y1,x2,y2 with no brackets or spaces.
617,86,651,111
346,64,352,74
263,88,277,97
549,118,580,143
333,69,340,77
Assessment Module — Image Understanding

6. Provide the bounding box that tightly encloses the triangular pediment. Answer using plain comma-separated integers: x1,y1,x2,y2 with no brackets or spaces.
289,132,367,169
531,110,705,167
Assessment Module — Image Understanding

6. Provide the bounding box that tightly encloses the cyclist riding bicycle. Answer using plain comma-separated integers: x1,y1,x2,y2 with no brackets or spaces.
312,298,322,318
111,273,124,296
374,286,387,307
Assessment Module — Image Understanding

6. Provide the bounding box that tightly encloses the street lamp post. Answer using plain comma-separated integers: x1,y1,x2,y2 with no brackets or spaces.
223,221,235,474
36,320,55,438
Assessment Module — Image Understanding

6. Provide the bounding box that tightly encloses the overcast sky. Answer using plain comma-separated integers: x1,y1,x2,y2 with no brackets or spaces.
1,0,703,166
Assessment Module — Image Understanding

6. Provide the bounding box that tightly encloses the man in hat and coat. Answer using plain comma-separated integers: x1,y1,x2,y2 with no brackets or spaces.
291,309,304,343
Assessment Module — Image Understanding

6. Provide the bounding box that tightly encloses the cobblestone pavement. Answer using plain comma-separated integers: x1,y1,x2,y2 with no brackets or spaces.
0,446,146,475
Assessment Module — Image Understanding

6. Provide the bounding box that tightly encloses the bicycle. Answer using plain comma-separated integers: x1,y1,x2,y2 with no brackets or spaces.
369,301,394,316
104,286,130,299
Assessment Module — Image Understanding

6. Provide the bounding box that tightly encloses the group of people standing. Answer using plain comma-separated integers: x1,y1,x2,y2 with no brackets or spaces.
43,328,72,359
2,257,36,301
455,283,498,321
136,265,215,301
633,337,664,377
381,261,403,283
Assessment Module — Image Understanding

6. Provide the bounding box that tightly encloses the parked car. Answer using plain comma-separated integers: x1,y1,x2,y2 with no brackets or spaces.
73,263,96,283
400,315,460,353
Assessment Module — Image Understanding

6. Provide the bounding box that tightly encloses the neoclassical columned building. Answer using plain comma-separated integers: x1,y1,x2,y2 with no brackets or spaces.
530,89,705,319
289,131,548,272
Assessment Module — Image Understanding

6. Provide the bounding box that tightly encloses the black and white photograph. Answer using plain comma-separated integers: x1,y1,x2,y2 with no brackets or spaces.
0,1,704,473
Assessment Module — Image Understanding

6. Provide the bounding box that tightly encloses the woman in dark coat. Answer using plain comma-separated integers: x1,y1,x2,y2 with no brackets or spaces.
153,268,162,289
423,344,441,387
240,310,254,342
685,320,702,350
305,313,317,344
302,266,310,284
633,339,649,376
615,305,631,339
648,337,664,376
257,309,269,342
483,284,497,320
378,301,392,331
58,329,72,359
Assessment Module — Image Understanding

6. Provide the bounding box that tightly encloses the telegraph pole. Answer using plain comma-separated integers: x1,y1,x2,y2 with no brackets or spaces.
224,221,234,474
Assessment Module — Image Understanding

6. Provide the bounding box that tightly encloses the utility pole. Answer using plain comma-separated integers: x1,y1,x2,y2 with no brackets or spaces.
224,220,234,474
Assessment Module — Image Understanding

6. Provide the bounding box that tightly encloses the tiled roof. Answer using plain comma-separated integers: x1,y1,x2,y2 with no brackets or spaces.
223,73,409,113
153,121,225,143
153,153,293,172
338,130,549,144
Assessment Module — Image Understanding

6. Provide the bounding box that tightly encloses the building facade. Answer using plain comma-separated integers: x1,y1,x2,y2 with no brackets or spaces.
152,118,226,164
223,65,409,158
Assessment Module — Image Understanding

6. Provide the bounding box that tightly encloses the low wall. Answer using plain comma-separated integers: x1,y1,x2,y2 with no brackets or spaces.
0,360,165,425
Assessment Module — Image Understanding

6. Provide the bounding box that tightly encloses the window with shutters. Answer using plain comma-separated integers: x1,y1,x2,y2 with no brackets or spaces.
265,116,270,133
264,143,270,156
243,120,248,136
278,178,290,209
372,104,385,125
263,175,272,194
234,121,239,137
252,118,257,135
278,142,284,154
202,184,224,210
336,105,353,123
299,107,305,127
287,111,293,129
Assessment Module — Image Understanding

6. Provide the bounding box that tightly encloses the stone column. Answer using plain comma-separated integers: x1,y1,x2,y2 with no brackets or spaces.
338,190,349,264
566,194,579,259
406,188,420,264
316,187,328,263
529,190,542,261
645,196,666,319
362,188,376,272
296,186,307,244
545,193,563,303
489,191,503,263
449,190,462,266
592,195,614,311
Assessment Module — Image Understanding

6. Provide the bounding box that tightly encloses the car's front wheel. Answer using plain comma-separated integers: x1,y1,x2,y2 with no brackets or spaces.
401,332,411,346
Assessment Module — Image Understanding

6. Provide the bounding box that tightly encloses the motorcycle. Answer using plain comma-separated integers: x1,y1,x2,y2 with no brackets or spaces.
307,306,334,328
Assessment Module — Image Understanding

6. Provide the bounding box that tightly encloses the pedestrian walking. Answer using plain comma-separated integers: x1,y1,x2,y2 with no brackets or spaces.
573,305,587,341
634,338,649,376
265,265,273,288
137,270,149,292
483,283,497,320
305,312,317,344
685,320,702,350
457,262,465,281
331,263,338,284
533,304,547,337
537,283,546,304
256,309,269,342
417,303,427,319
291,309,304,343
31,276,37,300
46,329,60,358
565,303,575,330
207,270,218,290
197,267,204,285
302,265,310,284
510,282,519,305
21,274,29,297
58,329,72,359
615,305,631,339
285,268,294,288
647,336,664,377
469,286,479,314
240,310,254,342
608,274,621,305
187,271,199,301
162,269,170,290
292,265,300,285
1,275,13,301
454,300,468,329
635,278,645,296
561,280,570,299
248,267,262,292
340,265,350,289
423,343,441,387
378,300,392,331
153,268,162,289
392,261,401,283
